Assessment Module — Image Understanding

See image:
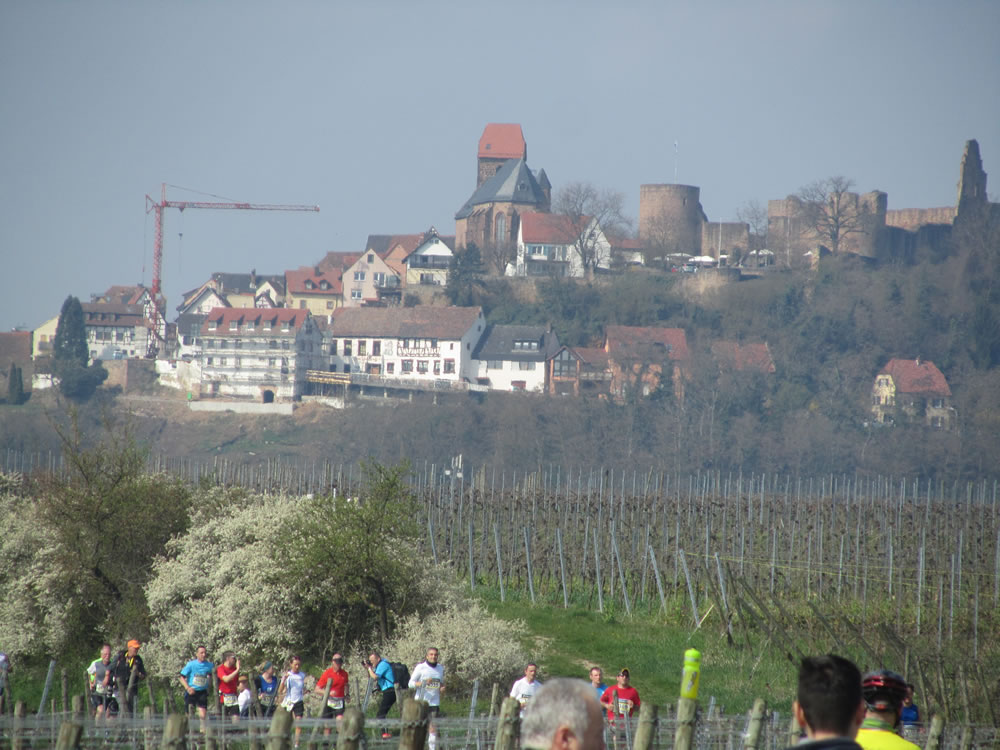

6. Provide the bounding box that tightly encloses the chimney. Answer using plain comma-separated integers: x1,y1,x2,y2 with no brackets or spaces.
915,356,921,366
250,268,257,290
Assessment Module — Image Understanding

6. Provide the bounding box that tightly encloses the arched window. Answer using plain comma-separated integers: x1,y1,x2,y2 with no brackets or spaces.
495,213,507,245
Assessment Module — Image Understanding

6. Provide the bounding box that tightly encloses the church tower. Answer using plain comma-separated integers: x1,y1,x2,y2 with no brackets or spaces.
477,124,527,188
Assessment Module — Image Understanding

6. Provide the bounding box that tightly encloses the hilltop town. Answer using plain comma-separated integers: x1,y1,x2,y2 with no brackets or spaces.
2,126,998,473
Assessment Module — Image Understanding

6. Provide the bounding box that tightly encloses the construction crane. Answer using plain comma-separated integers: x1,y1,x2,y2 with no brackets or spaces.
144,183,319,357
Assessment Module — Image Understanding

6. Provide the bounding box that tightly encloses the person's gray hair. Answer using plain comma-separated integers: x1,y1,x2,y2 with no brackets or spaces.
521,679,597,749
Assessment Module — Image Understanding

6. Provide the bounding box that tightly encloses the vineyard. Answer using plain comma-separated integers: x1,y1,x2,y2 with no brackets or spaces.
2,448,999,726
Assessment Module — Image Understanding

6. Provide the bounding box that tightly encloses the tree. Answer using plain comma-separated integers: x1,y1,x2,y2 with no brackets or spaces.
736,199,768,255
796,176,872,255
52,295,107,400
445,243,487,306
6,363,24,405
480,240,515,276
552,182,630,277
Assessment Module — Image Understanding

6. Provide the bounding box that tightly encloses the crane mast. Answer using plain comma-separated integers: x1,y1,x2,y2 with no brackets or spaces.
144,183,319,357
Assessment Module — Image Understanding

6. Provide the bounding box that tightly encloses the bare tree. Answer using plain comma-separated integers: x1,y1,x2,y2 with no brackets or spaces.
736,199,768,254
480,241,515,276
552,182,630,277
796,176,871,255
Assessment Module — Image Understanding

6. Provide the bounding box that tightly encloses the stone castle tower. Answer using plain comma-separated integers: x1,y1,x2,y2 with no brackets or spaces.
639,184,707,255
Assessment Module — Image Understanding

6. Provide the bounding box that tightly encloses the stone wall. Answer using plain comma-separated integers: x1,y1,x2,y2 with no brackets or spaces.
639,184,704,255
885,207,955,230
701,222,750,258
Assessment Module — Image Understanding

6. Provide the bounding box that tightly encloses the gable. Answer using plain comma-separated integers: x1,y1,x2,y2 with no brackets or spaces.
880,358,951,396
479,123,527,160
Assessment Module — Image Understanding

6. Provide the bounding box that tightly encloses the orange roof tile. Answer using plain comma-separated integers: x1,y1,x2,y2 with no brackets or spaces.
478,124,526,160
880,358,951,396
200,307,311,335
520,212,587,244
711,341,776,373
285,266,343,296
605,326,689,360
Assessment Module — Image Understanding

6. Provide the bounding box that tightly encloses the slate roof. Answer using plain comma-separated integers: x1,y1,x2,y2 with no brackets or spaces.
330,306,482,339
472,325,561,362
81,302,146,327
711,341,776,373
520,212,586,244
201,307,311,335
573,346,612,369
605,325,690,361
209,272,285,296
285,267,343,296
364,235,394,256
478,124,526,160
880,358,951,396
175,313,208,338
456,159,549,219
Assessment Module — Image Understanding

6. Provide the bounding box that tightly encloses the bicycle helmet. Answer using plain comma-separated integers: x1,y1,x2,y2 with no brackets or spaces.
862,670,908,712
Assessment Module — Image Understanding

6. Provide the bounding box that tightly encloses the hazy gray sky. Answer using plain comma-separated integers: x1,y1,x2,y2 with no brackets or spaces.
2,0,998,332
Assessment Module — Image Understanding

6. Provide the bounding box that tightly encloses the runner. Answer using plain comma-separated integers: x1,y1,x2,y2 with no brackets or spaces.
600,668,640,727
366,650,396,739
255,661,279,717
86,644,118,718
111,639,146,716
281,655,307,749
237,675,252,719
588,667,607,703
315,653,350,735
510,663,542,715
409,647,445,750
217,651,242,721
179,646,214,719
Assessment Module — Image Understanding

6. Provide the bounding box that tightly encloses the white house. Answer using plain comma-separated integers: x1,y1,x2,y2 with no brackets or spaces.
326,305,485,382
81,302,151,360
199,307,322,401
513,212,611,278
404,227,456,286
471,324,561,392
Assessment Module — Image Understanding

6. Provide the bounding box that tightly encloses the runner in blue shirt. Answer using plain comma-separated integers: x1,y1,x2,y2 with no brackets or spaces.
179,646,214,719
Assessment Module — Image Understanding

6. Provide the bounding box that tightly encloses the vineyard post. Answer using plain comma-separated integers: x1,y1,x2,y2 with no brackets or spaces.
557,527,568,608
678,550,699,625
524,528,536,604
744,698,766,750
611,531,632,615
673,697,697,750
469,521,475,591
494,524,505,602
593,532,604,613
648,546,667,614
924,715,944,750
631,702,657,750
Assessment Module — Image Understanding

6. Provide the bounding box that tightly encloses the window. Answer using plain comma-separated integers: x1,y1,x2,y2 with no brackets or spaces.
245,322,255,332
219,357,227,366
234,357,241,369
229,320,238,330
234,340,242,349
495,213,506,244
268,358,276,367
330,364,337,372
931,398,944,408
327,300,334,309
208,320,217,331
270,339,278,349
320,280,330,290
354,271,366,281
358,340,367,356
519,361,536,371
344,341,352,356
488,360,503,370
372,341,381,355
444,359,455,374
206,356,214,366
386,362,395,374
282,340,290,350
330,340,338,355
219,340,228,350
373,272,386,286
305,280,314,290
417,360,429,374
433,360,441,375
351,289,362,300
368,253,375,263
401,359,413,373
344,364,351,374
299,300,307,309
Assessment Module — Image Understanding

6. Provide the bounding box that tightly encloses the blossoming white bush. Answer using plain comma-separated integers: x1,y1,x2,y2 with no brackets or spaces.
143,491,306,675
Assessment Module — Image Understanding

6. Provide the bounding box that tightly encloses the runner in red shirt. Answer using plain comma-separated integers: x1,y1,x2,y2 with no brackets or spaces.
216,652,241,720
601,667,640,724
315,653,350,735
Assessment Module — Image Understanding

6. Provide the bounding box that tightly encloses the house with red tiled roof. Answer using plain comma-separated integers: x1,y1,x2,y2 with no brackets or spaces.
342,251,401,307
604,325,690,402
285,266,344,316
871,358,954,428
514,212,611,278
81,302,151,360
199,307,322,401
608,236,646,267
548,345,611,397
404,227,456,287
326,305,485,382
367,233,423,282
711,341,776,374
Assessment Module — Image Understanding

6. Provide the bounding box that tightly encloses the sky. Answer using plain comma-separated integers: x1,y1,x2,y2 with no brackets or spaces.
2,0,998,332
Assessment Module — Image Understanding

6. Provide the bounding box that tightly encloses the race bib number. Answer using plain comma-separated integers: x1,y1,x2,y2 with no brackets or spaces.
425,679,441,689
617,699,630,714
258,691,271,702
95,683,108,695
520,695,532,706
222,694,237,707
191,674,208,688
281,698,295,711
327,697,344,709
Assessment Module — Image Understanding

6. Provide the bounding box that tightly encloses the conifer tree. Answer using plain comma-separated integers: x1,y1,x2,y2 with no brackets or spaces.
52,295,107,399
7,363,24,405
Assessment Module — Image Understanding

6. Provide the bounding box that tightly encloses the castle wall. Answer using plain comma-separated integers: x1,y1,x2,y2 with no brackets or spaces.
885,207,955,231
701,222,749,259
639,184,704,255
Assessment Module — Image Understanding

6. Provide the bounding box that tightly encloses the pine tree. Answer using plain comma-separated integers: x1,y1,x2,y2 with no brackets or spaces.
7,363,24,405
52,295,107,400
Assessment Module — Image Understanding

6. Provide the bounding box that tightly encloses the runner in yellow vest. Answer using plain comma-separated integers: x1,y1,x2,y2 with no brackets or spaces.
856,670,919,750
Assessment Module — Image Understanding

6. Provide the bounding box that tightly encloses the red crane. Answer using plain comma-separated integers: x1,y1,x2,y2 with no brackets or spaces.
144,183,319,356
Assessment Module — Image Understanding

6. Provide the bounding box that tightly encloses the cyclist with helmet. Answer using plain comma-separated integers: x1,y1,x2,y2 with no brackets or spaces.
856,670,919,750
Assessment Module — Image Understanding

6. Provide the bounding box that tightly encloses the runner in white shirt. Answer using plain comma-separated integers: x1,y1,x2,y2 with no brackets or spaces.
510,663,541,715
409,647,445,750
281,655,307,749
